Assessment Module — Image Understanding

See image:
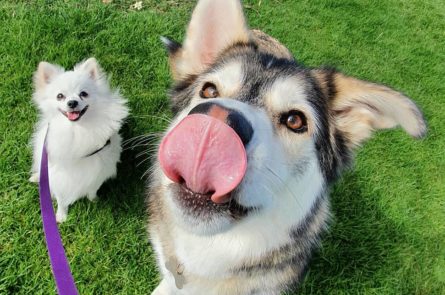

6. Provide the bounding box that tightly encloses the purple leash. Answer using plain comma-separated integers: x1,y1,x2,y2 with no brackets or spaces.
39,138,79,295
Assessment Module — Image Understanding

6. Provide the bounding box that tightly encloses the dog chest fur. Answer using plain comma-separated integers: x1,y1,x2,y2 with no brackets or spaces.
147,0,426,294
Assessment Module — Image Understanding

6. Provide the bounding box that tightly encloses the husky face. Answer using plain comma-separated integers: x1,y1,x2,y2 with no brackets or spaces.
159,52,334,235
148,0,426,293
157,30,425,236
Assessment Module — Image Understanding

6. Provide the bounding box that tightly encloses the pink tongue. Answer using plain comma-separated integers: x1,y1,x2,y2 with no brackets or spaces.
158,114,247,204
67,112,80,121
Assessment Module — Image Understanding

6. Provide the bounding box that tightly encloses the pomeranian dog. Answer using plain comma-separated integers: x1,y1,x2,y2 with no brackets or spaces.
30,58,128,223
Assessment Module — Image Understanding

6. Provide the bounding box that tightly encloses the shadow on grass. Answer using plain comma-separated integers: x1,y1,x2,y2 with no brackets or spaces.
296,173,409,294
97,119,160,218
60,116,164,228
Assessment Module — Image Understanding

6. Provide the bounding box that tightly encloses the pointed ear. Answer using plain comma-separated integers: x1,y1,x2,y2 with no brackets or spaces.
313,69,427,149
75,57,102,80
170,0,250,80
161,36,182,56
34,62,64,90
161,36,183,79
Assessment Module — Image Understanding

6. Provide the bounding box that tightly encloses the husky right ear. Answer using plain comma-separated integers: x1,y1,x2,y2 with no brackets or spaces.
167,0,250,80
34,62,64,90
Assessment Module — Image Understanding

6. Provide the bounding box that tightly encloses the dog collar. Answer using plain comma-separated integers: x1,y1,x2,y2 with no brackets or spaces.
85,139,111,157
165,256,186,289
46,123,112,158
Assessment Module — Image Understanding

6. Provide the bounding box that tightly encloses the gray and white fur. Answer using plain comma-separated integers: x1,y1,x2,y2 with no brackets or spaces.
147,1,426,294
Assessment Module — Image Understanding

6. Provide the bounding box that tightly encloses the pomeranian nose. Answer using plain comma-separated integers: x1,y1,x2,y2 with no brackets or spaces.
67,100,78,109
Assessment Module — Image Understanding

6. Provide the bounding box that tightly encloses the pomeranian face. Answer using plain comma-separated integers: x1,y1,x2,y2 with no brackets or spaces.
44,72,92,121
33,58,108,123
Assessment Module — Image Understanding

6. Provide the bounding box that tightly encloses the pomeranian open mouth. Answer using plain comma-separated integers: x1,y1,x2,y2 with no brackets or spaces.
59,105,89,121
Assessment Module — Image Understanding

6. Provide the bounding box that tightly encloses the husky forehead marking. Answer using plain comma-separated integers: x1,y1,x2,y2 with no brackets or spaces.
148,0,426,294
169,38,296,113
204,61,244,98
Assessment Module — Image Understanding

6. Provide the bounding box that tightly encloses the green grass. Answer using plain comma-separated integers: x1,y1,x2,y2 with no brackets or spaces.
0,0,444,294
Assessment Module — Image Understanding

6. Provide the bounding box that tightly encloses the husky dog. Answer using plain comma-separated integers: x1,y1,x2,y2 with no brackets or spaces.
30,58,128,223
148,0,426,294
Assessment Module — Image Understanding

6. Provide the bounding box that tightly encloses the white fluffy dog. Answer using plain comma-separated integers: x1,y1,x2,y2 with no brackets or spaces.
30,58,128,223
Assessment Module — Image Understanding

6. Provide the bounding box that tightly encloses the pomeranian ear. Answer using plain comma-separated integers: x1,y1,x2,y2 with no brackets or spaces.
34,62,64,90
76,57,102,80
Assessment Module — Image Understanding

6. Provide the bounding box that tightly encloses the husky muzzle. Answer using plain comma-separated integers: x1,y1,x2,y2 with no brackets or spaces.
158,102,253,204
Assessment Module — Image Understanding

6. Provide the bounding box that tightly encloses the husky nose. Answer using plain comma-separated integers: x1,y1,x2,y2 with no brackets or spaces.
188,102,253,146
159,102,250,204
67,100,78,109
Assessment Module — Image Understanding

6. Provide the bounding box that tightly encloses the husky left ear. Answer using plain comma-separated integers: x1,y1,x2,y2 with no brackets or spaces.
76,57,102,80
161,36,182,56
161,36,183,79
167,0,250,80
313,69,427,149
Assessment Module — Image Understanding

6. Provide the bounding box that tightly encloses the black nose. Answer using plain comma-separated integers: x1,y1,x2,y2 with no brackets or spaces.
67,100,78,109
188,102,253,146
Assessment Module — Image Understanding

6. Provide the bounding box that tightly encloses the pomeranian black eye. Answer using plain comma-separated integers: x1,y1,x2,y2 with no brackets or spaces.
79,91,88,98
56,93,65,100
200,82,219,99
280,110,308,133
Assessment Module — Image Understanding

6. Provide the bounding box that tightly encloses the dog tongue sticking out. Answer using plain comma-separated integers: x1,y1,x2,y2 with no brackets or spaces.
158,114,247,204
67,111,80,121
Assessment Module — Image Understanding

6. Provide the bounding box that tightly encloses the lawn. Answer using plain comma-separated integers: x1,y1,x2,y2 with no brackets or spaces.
0,0,444,294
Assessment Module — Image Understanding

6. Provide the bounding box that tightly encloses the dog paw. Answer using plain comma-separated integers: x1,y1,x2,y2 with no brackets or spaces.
29,173,39,183
87,193,98,202
56,211,67,223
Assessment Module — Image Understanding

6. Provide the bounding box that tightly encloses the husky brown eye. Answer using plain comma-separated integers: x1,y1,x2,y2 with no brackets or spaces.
281,110,308,133
79,91,88,98
200,82,219,99
56,93,65,100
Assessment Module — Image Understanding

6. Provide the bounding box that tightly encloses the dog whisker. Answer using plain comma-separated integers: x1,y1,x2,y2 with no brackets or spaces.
130,114,172,124
123,132,162,143
252,166,303,211
123,134,161,147
135,147,159,158
125,142,160,152
123,133,155,144
124,136,161,151
136,156,154,168
142,165,159,180
265,166,303,209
